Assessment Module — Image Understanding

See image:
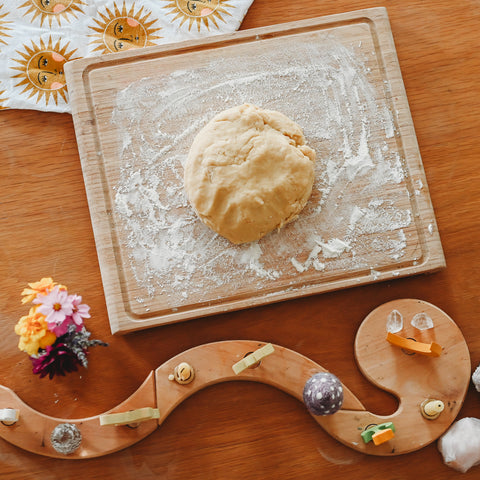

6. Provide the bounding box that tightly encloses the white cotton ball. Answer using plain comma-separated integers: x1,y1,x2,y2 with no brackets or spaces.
472,364,480,392
438,417,480,473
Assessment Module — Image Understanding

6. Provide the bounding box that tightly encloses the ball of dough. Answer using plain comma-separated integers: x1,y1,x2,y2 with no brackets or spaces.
184,104,316,244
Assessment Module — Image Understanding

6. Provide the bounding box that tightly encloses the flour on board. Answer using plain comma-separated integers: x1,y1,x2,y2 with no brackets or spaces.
111,34,413,308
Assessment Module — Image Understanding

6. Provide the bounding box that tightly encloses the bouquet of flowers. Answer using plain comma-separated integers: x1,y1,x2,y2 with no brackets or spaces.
14,278,107,379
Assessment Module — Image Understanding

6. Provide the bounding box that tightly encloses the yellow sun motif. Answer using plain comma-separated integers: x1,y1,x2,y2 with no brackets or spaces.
0,90,7,110
10,36,79,106
0,4,13,48
89,2,162,54
162,0,233,32
19,0,86,28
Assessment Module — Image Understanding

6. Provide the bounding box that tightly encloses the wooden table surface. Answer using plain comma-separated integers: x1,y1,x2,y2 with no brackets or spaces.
1,0,479,478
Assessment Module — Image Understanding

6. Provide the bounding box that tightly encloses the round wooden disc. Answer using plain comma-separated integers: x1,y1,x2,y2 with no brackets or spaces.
352,299,471,455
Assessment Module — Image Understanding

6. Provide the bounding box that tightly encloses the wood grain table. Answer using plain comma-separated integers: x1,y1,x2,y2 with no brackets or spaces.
1,1,479,478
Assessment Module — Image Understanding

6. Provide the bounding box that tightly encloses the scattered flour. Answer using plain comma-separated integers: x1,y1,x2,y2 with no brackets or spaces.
110,32,417,310
291,242,324,273
319,238,352,259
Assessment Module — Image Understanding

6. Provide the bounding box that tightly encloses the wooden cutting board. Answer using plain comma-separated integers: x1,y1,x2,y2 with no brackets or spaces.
65,7,445,334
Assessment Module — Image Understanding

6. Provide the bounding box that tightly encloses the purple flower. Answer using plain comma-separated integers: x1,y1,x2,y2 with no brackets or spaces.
31,343,82,379
34,286,73,327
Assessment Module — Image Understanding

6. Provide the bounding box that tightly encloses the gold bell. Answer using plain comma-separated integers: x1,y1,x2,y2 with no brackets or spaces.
169,362,195,385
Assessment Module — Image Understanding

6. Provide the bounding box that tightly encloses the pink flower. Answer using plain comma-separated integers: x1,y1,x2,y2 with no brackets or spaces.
70,295,90,326
34,286,73,327
48,315,83,336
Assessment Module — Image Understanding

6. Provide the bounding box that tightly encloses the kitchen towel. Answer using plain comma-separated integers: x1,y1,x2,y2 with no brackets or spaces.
0,0,254,112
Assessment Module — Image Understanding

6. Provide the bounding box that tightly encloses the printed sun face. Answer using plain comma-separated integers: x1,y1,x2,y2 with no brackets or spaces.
10,37,78,106
89,2,161,54
163,0,233,31
104,15,145,52
181,0,218,16
19,0,86,27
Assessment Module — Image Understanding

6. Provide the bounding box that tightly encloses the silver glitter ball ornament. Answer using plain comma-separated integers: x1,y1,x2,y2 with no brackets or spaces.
50,423,82,455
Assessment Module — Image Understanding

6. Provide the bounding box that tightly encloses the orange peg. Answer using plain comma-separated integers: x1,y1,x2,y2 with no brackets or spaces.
372,428,395,446
386,332,442,357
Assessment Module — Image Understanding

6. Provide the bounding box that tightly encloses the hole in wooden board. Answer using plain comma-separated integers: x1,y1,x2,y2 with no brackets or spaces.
401,338,417,356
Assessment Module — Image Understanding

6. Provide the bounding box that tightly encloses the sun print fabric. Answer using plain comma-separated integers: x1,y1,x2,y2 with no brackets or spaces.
0,0,254,112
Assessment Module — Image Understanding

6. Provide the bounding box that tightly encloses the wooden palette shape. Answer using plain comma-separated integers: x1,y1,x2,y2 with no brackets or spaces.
324,299,471,454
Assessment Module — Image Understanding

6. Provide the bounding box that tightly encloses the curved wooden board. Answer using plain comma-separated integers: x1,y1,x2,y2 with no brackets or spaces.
0,341,364,459
154,340,365,422
0,306,470,458
0,372,157,459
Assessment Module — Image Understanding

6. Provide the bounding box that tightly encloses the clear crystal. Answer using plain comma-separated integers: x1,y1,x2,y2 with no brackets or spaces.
386,309,403,333
411,312,434,330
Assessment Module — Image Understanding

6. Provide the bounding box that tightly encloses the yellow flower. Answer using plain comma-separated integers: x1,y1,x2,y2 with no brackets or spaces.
15,307,57,356
21,278,66,304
